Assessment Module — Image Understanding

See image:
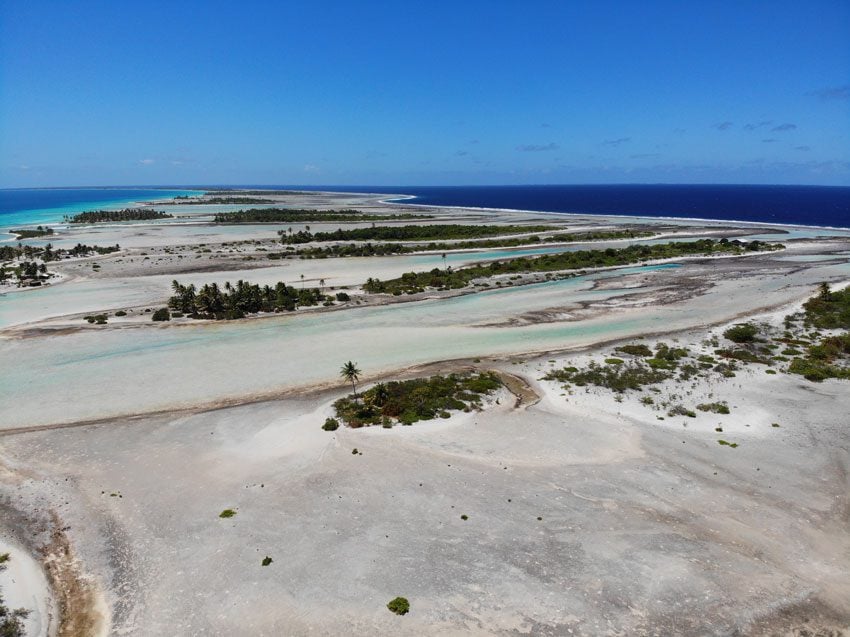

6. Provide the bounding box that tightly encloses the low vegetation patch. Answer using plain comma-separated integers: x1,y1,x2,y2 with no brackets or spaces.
219,509,237,518
545,359,671,392
696,401,730,414
615,343,653,357
724,323,759,343
333,372,502,427
387,597,410,616
785,284,850,381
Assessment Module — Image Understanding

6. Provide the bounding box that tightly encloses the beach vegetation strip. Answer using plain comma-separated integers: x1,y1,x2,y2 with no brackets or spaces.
280,223,557,244
214,208,430,223
269,229,657,260
333,372,502,427
363,239,781,295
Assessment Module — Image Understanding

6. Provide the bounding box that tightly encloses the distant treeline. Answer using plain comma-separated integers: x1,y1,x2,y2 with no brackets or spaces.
410,228,654,251
266,229,657,260
214,207,429,223
209,189,305,196
8,225,54,239
176,197,276,205
269,243,412,259
363,239,782,295
167,279,332,319
65,209,173,223
281,224,556,244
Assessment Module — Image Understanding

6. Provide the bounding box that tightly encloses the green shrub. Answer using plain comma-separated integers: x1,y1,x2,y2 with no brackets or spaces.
322,417,339,431
152,307,171,321
387,597,410,615
615,344,653,357
114,310,127,317
724,323,758,343
219,509,236,518
668,405,696,418
696,402,730,414
261,556,273,566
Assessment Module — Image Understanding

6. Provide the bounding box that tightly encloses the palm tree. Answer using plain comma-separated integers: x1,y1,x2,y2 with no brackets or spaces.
319,278,325,292
340,361,361,399
300,273,305,288
441,252,447,271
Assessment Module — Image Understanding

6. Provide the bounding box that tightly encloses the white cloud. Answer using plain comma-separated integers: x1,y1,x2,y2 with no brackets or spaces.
139,158,155,165
304,163,319,172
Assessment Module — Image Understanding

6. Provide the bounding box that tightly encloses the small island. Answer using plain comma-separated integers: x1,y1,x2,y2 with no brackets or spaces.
65,208,174,223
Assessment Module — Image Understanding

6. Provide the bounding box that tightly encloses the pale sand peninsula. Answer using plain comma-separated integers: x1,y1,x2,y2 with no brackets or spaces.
1,190,849,635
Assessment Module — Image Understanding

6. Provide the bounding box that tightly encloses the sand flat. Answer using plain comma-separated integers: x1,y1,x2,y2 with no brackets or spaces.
1,191,849,635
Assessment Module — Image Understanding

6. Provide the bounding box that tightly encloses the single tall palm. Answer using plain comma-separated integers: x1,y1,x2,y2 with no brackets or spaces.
340,361,361,399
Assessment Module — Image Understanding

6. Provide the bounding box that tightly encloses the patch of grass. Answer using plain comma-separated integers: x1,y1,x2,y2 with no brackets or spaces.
261,556,273,566
219,509,237,518
604,357,624,365
717,440,738,448
460,514,468,521
322,417,339,431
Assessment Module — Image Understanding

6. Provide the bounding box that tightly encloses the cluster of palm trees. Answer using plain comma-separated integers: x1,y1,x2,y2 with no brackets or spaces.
167,278,326,319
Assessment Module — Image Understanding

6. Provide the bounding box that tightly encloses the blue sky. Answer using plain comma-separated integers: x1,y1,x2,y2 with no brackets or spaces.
1,0,849,187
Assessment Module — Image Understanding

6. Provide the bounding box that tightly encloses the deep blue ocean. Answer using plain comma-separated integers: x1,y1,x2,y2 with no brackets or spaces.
2,185,849,229
292,184,850,228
